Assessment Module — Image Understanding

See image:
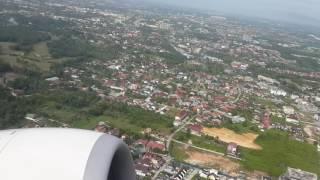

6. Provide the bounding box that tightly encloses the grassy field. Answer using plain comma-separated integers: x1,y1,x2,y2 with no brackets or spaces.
40,103,173,135
250,96,278,110
169,142,189,162
0,41,68,72
175,132,226,153
167,107,180,118
73,115,143,134
28,90,174,137
241,130,320,176
74,111,173,134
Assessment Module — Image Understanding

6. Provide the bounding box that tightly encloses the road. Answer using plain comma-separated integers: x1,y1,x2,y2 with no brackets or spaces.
231,86,242,104
152,88,242,179
172,139,225,156
172,139,242,160
151,156,172,180
211,86,242,119
153,115,196,180
166,115,197,149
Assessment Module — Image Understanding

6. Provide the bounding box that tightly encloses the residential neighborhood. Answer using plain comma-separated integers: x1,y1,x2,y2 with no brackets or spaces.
0,0,319,179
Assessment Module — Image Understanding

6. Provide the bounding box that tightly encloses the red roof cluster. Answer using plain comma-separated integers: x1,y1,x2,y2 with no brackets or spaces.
188,124,203,133
136,140,165,151
176,110,189,120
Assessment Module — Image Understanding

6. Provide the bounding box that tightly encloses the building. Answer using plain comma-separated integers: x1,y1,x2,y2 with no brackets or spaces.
187,124,203,136
135,164,150,177
314,113,320,121
174,110,189,127
231,116,246,124
261,112,271,129
286,117,299,125
231,61,249,70
199,169,219,180
146,141,166,152
136,140,166,152
173,168,188,180
279,167,317,180
45,76,60,82
175,110,189,121
94,121,109,133
258,75,280,85
227,142,238,156
283,106,295,115
270,88,287,96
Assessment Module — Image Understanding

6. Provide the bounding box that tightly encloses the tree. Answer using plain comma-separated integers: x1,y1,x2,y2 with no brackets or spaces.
0,61,12,73
186,128,191,138
0,87,33,129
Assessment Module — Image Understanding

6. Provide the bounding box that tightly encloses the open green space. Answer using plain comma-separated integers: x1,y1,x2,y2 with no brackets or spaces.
249,96,278,109
241,130,320,176
26,90,173,135
222,120,260,134
0,87,34,128
0,41,69,72
73,103,173,135
175,131,226,153
0,88,171,134
48,37,119,59
169,142,189,162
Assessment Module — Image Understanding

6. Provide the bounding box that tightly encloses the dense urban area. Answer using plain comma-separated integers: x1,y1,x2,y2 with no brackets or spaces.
0,0,319,179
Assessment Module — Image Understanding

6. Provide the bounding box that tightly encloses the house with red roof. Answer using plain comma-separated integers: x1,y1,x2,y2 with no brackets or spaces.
174,110,189,127
136,140,166,152
262,112,271,129
187,124,203,136
227,142,238,156
146,141,166,152
175,110,189,121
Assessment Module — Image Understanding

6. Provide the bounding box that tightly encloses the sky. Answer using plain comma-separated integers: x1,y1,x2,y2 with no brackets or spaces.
144,0,320,27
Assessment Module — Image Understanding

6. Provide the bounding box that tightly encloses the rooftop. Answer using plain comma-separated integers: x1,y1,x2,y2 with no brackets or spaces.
281,167,318,180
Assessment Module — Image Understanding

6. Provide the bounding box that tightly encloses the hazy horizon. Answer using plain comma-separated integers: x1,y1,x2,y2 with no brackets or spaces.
142,0,320,27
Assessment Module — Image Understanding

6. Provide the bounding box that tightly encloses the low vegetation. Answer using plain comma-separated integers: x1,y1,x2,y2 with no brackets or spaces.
19,90,174,134
169,142,189,162
175,131,226,153
48,37,119,59
0,26,50,52
241,130,320,176
0,87,34,128
73,101,173,134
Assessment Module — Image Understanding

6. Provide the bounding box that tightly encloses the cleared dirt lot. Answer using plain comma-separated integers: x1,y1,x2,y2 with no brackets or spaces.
202,127,262,150
185,149,241,176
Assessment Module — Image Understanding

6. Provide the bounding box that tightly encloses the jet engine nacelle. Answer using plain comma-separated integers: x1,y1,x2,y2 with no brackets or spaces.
0,128,136,180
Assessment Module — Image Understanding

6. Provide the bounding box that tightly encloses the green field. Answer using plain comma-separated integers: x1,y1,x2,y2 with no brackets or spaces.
0,42,68,72
32,90,173,135
249,96,278,109
241,130,320,176
73,109,173,135
169,142,189,162
73,115,150,134
175,132,226,153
